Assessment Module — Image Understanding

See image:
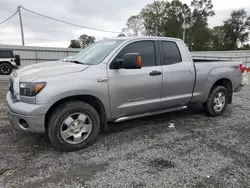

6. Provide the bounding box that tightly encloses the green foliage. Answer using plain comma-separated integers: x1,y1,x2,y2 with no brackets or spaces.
79,34,96,49
187,0,215,50
191,0,215,24
68,40,81,48
223,9,250,50
122,0,216,50
69,34,96,49
122,15,146,36
140,1,169,36
117,33,126,37
122,0,250,51
239,44,250,50
210,26,226,50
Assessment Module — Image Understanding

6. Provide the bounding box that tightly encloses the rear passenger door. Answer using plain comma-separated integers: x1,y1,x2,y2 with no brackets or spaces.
160,40,195,108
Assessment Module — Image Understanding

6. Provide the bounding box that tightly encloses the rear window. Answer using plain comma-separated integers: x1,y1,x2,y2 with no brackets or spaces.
161,41,182,65
0,50,14,58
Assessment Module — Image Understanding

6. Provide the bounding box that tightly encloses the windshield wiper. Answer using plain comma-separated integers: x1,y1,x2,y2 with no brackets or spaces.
69,60,84,64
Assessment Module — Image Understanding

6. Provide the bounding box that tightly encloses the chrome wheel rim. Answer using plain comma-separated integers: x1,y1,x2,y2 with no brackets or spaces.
60,113,92,144
213,92,226,112
0,65,10,74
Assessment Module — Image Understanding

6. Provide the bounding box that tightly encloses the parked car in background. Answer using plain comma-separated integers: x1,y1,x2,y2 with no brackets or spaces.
62,56,73,62
6,36,248,152
0,50,20,75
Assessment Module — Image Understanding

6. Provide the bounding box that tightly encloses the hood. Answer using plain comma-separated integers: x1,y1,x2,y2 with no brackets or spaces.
16,61,89,81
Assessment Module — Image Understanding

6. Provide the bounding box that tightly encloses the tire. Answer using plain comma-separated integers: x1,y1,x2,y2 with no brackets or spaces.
48,101,100,152
205,86,229,117
0,63,12,75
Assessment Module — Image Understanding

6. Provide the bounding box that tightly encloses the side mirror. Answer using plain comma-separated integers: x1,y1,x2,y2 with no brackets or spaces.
14,55,21,66
122,53,142,69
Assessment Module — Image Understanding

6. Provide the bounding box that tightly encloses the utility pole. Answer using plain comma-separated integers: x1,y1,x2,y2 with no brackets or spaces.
182,15,189,44
17,6,25,46
182,19,186,43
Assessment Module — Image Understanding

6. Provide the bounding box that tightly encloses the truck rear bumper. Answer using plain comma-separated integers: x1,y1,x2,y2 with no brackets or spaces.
6,91,48,133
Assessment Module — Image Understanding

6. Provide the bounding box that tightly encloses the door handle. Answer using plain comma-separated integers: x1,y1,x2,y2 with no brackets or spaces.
149,70,162,76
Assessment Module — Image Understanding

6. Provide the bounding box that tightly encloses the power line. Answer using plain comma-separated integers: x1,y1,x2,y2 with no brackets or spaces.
0,10,18,25
21,6,122,34
0,11,16,35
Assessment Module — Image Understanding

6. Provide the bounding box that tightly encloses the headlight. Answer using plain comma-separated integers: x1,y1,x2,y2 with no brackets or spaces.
20,82,46,96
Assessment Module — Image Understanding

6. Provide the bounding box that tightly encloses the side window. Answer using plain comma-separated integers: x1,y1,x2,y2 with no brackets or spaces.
116,41,156,67
161,41,182,65
0,51,13,58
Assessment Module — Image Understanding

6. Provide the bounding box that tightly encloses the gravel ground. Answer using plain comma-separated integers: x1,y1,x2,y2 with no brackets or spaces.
0,75,9,81
0,76,250,188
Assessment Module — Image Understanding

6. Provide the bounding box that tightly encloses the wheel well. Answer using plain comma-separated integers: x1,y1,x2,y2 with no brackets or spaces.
0,61,11,65
211,78,233,104
45,95,108,132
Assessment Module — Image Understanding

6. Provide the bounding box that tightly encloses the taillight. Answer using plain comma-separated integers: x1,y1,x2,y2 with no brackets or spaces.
240,64,246,73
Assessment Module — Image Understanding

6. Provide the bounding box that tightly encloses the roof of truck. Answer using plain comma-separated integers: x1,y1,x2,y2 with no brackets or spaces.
110,36,183,42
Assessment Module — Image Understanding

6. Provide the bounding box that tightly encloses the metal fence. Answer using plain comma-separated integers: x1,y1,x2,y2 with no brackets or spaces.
0,44,250,67
0,44,81,67
192,55,250,67
191,50,250,67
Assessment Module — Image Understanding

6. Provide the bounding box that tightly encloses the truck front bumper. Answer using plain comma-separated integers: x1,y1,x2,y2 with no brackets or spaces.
6,91,49,133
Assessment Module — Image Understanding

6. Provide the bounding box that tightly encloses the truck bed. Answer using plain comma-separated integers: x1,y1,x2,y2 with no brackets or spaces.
191,59,243,103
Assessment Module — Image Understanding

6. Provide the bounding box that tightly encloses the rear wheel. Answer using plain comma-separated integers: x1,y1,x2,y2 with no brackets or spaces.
48,101,100,152
205,86,229,117
0,63,12,75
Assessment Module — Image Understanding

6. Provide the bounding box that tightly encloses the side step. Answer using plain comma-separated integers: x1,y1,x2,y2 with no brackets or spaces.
114,106,187,123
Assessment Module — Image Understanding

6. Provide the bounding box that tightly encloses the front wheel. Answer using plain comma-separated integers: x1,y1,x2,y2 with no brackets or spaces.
48,101,100,152
205,86,229,117
0,63,12,75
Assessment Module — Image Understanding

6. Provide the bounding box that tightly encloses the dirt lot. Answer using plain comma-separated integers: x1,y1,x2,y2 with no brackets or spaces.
0,76,250,188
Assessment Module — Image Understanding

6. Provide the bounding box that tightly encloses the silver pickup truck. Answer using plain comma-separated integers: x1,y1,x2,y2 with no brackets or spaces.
6,36,248,151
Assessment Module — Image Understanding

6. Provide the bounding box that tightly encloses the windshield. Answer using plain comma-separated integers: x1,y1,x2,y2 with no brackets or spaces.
70,39,125,65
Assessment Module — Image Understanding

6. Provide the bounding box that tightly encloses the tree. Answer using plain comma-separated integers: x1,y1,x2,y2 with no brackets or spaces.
240,44,250,50
187,0,215,50
190,0,215,24
163,0,191,39
117,33,126,37
210,26,226,50
122,0,216,50
79,34,96,48
140,1,169,36
223,9,250,50
68,40,81,48
122,15,146,36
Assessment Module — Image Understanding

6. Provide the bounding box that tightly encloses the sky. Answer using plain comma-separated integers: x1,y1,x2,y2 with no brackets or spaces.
0,0,250,47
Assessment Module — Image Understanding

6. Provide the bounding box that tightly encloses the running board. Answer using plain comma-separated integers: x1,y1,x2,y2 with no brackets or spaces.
114,106,187,123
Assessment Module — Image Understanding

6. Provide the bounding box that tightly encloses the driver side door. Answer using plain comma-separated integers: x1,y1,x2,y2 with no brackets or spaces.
107,40,163,119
